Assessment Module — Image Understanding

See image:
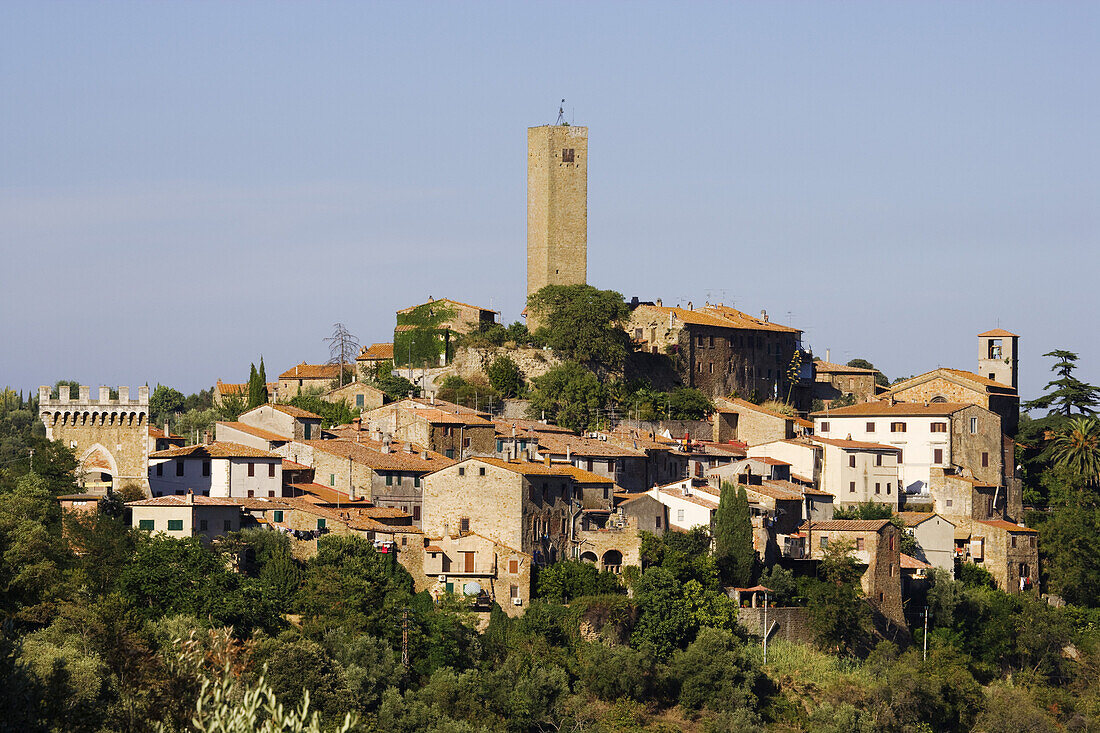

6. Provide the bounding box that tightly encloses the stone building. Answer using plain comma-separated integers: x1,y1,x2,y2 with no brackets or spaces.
895,512,956,573
627,303,805,401
712,397,811,446
39,384,150,493
527,124,588,302
128,494,242,542
962,519,1039,594
421,533,533,616
356,342,394,375
928,467,1003,526
277,363,351,399
238,403,323,441
321,381,386,411
812,360,880,404
813,402,1003,497
360,399,496,459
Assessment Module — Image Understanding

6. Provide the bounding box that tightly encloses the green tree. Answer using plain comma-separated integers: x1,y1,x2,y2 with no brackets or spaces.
808,539,869,655
526,285,633,370
1049,416,1100,483
486,354,524,398
527,362,607,433
149,384,185,425
666,387,714,420
247,362,267,409
668,627,761,714
285,395,356,428
535,560,622,602
371,372,419,401
1024,350,1099,417
832,501,894,520
847,358,889,387
714,483,754,587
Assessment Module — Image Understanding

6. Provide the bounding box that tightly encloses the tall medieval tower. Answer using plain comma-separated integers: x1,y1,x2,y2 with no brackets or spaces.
527,124,588,303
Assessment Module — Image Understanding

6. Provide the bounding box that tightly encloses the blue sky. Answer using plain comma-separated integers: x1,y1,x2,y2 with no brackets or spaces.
2,2,1097,402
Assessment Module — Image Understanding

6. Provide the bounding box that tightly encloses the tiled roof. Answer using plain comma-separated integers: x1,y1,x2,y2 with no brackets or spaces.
148,426,183,439
492,417,575,435
940,369,1014,390
896,511,950,527
408,407,493,426
536,432,646,458
813,361,879,375
555,465,614,484
977,519,1038,534
216,381,248,396
396,297,498,315
463,456,577,477
409,397,491,418
743,481,805,501
128,495,242,507
634,304,800,333
716,397,798,422
270,404,324,419
348,516,423,533
278,363,349,380
883,368,1016,395
654,486,719,511
978,328,1019,338
287,483,371,505
304,439,454,472
281,459,311,471
812,402,969,418
218,422,292,443
357,342,394,360
900,553,931,570
812,436,900,452
149,442,280,459
800,519,892,532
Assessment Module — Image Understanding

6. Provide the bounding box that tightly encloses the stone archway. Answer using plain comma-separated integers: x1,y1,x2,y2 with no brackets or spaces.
78,444,118,491
601,549,623,574
580,551,598,564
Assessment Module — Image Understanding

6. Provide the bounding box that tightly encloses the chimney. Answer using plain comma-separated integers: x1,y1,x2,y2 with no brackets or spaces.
566,446,571,462
544,453,551,467
164,420,170,438
430,394,435,405
405,442,413,454
826,348,830,363
656,298,662,307
352,417,361,432
687,301,693,310
761,310,769,323
421,451,430,460
186,490,194,505
202,431,210,445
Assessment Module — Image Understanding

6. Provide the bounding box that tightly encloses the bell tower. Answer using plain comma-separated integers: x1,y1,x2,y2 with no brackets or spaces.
527,122,588,302
978,328,1019,390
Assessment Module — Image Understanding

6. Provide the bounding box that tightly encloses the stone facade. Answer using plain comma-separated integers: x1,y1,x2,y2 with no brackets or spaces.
812,361,879,404
278,363,349,399
322,381,386,411
419,533,533,617
737,606,817,646
39,384,150,492
804,520,905,627
628,304,804,401
527,124,588,302
881,368,1019,435
970,520,1039,594
712,397,810,446
928,468,1002,527
129,495,242,542
977,329,1019,391
238,403,323,442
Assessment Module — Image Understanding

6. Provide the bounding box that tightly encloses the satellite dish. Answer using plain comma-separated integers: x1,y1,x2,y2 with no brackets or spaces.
463,581,481,596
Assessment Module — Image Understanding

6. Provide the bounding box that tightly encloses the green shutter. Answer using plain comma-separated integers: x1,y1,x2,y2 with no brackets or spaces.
329,474,335,486
386,473,393,486
317,518,326,529
414,476,421,488
167,519,184,531
273,510,283,522
138,519,154,531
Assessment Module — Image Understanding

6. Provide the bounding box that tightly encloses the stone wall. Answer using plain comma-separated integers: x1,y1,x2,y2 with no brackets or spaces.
527,125,588,304
737,606,816,645
39,385,150,491
451,346,564,384
951,405,1003,486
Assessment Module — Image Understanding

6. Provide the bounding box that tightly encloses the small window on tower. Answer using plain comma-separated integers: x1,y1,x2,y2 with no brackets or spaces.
562,148,575,162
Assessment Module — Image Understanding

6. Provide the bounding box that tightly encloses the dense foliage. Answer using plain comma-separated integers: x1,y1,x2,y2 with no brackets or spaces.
526,285,633,371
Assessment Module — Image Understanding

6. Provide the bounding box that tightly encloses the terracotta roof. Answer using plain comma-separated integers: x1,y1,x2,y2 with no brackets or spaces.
812,402,969,418
407,407,493,426
900,553,931,570
287,483,371,505
800,519,892,532
150,442,281,459
634,304,800,333
896,511,954,527
396,297,498,315
977,519,1038,534
56,493,100,501
408,397,491,417
216,381,248,396
978,328,1018,338
303,439,454,472
357,342,394,360
555,464,614,484
536,432,646,458
278,363,350,380
217,421,291,443
492,417,575,435
941,473,998,488
744,481,805,501
812,436,901,452
270,404,324,419
349,515,423,533
813,360,879,375
129,495,242,507
716,397,800,423
148,426,183,439
654,486,719,511
940,369,1014,390
460,456,578,477
281,459,311,471
425,545,444,553
954,527,972,541
883,368,1015,394
263,496,348,521
761,457,791,466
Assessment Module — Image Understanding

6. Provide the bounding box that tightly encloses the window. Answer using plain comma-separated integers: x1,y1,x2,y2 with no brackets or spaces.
268,463,275,478
849,455,856,468
176,460,184,476
946,499,953,507
401,536,407,546
412,506,421,521
866,422,875,433
875,454,883,467
356,394,364,407
202,461,211,477
496,439,503,452
897,450,903,464
1011,535,1017,548
849,481,856,493
981,452,989,468
199,519,208,531
414,476,421,488
138,519,154,531
156,463,163,476
304,423,312,440
317,518,326,529
1029,536,1036,548
875,483,881,494
886,483,891,494
458,467,465,476
933,448,943,464
856,537,865,551
445,449,455,459
268,490,275,497
247,489,254,498
223,519,232,531
970,417,978,434
329,474,335,486
709,336,715,348
479,467,486,476
273,510,284,522
890,422,906,433
385,473,393,486
931,422,947,433
561,148,574,162
889,536,895,551
509,559,519,574
167,519,183,531
247,463,255,477
396,474,403,486
820,421,830,433
889,563,894,577
677,509,685,522
510,584,520,599
656,516,662,529
820,536,829,548
459,517,470,533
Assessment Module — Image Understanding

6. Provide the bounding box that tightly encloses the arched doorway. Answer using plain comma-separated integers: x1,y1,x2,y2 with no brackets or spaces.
78,445,117,491
580,551,598,564
601,549,623,574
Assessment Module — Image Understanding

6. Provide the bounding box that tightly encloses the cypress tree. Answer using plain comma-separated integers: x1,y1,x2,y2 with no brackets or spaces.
714,482,755,587
247,363,263,409
258,356,269,404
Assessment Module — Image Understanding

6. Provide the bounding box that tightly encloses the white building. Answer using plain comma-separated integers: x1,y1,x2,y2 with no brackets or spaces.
148,442,284,499
128,493,243,541
647,478,718,531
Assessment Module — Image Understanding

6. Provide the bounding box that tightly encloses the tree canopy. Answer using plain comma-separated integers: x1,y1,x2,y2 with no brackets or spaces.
526,285,633,370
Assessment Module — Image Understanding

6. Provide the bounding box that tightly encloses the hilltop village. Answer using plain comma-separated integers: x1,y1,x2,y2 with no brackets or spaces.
40,122,1039,627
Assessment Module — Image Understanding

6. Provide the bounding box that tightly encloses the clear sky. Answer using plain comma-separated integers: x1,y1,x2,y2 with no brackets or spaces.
2,2,1097,402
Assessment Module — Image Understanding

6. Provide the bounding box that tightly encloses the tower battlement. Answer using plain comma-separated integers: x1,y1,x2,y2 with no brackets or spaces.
39,384,150,408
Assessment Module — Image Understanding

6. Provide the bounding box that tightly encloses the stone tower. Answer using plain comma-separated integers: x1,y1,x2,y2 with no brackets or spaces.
527,124,588,302
977,329,1019,390
39,384,150,493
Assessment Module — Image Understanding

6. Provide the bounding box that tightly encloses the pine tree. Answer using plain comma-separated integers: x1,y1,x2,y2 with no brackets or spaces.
258,356,269,404
714,482,755,587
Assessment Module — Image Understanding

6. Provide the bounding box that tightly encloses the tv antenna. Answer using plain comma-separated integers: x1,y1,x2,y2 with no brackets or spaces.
557,99,566,125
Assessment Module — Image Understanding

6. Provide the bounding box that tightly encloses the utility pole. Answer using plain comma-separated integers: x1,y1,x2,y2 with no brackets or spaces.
923,606,929,661
763,589,769,664
28,449,34,473
401,606,410,669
